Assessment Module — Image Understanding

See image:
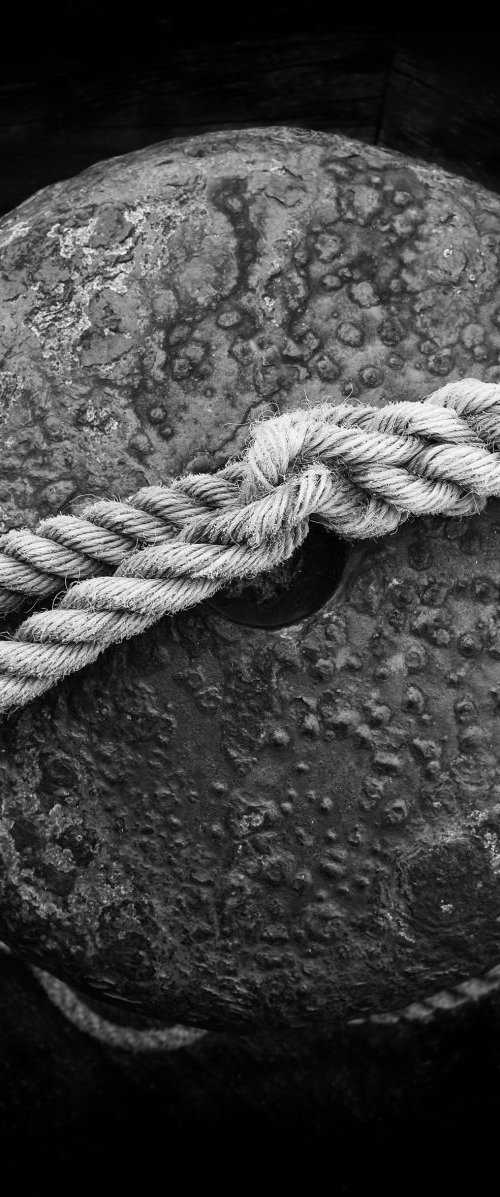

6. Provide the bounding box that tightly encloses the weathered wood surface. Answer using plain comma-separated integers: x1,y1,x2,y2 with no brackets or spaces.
382,36,500,191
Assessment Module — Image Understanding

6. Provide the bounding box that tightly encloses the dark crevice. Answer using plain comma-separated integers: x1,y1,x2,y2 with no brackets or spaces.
208,522,349,629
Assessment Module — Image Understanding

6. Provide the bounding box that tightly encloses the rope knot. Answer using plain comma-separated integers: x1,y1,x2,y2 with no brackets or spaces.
240,410,311,501
1,378,500,714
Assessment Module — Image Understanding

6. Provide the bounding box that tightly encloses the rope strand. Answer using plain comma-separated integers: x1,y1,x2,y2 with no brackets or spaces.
1,378,500,715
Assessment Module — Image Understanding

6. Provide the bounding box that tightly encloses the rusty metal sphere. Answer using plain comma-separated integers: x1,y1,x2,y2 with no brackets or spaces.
1,127,500,1030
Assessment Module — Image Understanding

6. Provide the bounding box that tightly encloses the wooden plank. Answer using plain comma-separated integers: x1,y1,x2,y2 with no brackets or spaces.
0,33,391,133
0,31,390,214
379,38,500,193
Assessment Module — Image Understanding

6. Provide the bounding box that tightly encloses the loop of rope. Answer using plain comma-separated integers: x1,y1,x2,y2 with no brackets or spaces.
1,377,500,715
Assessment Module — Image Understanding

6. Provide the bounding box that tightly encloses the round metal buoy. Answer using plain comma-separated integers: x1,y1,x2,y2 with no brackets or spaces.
1,127,500,1031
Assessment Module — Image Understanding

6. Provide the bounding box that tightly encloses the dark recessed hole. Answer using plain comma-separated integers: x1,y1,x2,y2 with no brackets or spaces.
207,522,349,629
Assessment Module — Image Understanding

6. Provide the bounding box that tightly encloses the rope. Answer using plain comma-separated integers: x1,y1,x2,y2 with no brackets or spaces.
32,963,207,1053
0,942,206,1051
1,377,500,716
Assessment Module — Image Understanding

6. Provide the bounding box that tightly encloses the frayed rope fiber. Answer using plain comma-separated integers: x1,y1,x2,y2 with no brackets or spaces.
1,377,500,715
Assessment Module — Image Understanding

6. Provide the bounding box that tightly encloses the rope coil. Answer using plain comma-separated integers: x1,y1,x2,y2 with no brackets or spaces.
1,377,500,715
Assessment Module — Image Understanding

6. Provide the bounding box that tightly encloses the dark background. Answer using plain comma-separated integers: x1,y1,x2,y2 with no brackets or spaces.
3,14,500,215
2,11,500,1196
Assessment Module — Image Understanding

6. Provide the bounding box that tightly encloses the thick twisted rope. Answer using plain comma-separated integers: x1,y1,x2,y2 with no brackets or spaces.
1,377,500,715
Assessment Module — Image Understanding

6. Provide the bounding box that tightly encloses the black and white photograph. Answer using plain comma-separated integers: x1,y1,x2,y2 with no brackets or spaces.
1,12,500,1196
